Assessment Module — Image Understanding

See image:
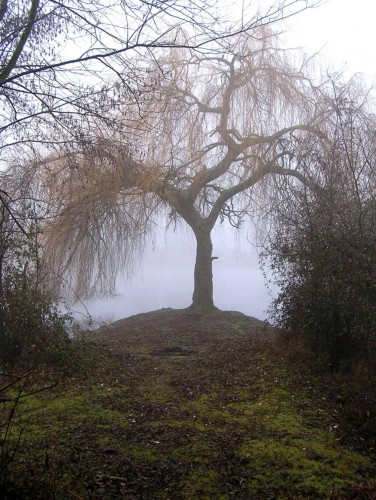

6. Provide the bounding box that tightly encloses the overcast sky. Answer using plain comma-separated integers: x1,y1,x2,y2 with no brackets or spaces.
76,0,376,324
284,0,376,82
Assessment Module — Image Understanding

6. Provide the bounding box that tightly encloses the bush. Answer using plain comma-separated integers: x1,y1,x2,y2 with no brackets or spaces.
262,96,376,370
264,191,376,369
0,200,73,370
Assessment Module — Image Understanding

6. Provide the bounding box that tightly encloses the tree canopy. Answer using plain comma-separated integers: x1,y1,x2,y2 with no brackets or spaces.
1,0,318,161
26,27,355,311
0,0,320,234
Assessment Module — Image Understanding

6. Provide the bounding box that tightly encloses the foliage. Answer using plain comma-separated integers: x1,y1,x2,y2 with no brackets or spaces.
0,196,73,370
266,193,376,367
263,87,376,369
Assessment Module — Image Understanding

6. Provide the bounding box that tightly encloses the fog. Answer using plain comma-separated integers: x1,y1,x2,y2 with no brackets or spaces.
76,226,273,324
282,0,376,83
75,0,376,324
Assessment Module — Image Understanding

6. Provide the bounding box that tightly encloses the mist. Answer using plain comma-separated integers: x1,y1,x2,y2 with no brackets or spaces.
75,225,273,324
72,0,376,325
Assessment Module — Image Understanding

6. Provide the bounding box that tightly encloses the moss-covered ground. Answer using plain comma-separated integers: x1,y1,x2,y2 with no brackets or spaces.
2,308,375,498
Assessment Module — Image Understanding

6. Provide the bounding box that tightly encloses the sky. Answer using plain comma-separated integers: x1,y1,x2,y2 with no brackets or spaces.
283,0,376,82
75,0,376,325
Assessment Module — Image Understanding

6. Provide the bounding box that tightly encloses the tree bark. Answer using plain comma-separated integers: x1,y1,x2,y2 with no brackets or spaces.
190,228,217,312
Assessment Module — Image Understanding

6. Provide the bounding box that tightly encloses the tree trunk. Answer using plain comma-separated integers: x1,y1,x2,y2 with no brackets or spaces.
190,228,217,312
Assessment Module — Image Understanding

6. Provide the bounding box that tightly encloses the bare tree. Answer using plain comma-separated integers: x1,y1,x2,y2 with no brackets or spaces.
29,28,340,312
0,0,321,237
0,0,320,157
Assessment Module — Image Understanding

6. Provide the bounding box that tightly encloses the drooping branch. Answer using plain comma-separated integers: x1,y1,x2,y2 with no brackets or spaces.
23,23,344,305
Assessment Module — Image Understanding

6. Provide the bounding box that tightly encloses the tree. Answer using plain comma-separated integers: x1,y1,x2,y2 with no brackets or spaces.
0,0,320,236
0,0,318,158
262,77,376,366
28,29,337,313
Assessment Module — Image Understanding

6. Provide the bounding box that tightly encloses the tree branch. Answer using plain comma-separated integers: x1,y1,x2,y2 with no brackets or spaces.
0,0,8,23
0,190,28,236
207,156,319,228
0,0,40,85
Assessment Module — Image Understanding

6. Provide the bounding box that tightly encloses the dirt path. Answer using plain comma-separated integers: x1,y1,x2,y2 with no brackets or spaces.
5,309,376,499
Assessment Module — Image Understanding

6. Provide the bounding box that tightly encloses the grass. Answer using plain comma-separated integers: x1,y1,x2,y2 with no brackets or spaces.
1,308,375,498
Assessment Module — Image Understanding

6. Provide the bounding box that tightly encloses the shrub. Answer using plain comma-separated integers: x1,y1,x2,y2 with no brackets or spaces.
262,95,376,370
0,200,73,370
264,191,376,369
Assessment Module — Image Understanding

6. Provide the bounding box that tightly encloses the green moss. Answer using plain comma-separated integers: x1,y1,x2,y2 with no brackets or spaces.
4,310,375,498
10,387,130,443
237,435,371,495
184,468,223,497
139,379,180,402
126,444,159,461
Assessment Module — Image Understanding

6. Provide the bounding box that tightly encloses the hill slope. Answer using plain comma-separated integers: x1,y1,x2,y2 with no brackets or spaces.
4,309,376,498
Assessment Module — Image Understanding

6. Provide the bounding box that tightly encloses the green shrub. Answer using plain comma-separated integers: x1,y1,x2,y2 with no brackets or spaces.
262,97,376,370
264,189,376,369
0,200,73,370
